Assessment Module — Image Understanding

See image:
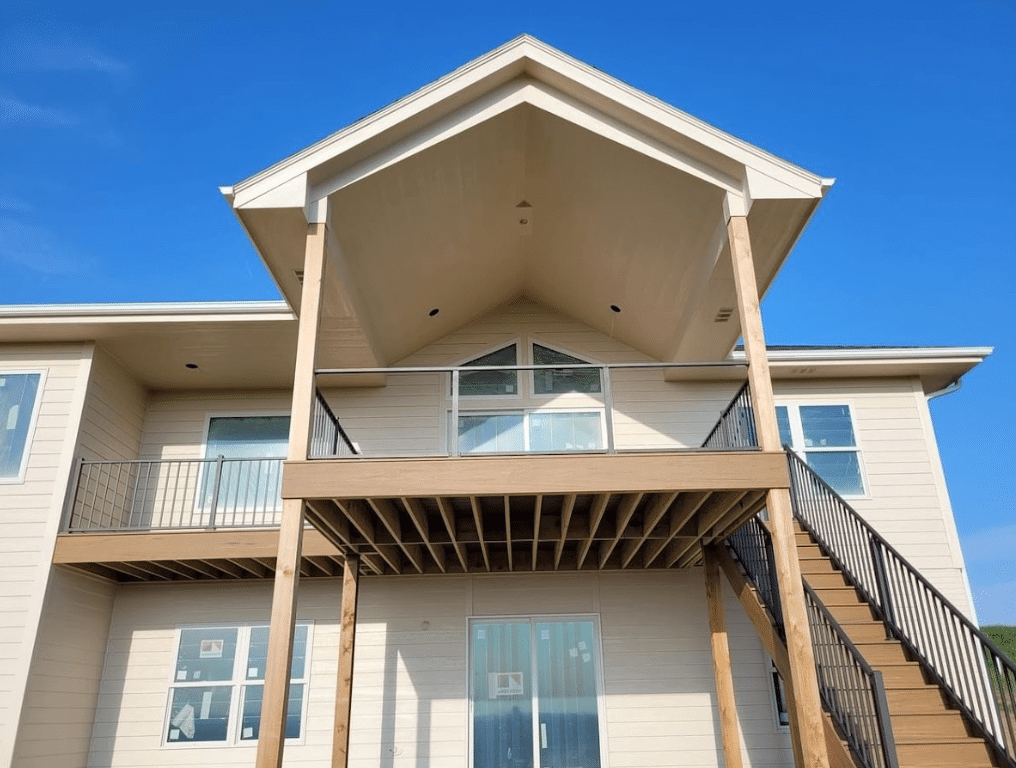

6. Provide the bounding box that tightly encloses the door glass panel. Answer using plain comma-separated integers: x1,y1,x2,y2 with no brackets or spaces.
535,620,601,768
529,412,602,452
472,621,534,768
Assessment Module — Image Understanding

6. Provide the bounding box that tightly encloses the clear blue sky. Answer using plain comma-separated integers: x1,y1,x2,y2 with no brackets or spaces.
1,1,1013,622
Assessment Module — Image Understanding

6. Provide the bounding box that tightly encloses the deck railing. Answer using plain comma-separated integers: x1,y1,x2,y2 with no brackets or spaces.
313,362,754,457
725,512,899,768
65,457,284,532
787,450,1016,767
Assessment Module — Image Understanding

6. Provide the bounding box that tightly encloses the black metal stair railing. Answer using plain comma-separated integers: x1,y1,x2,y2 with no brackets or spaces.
701,381,757,450
805,582,900,768
787,449,1016,768
310,388,357,458
725,513,899,768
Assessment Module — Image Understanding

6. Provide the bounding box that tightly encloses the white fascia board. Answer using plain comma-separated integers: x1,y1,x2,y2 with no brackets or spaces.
730,347,994,363
0,301,295,323
227,35,831,211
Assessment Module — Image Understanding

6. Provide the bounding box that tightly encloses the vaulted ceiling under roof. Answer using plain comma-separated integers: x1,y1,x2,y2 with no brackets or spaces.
224,36,832,370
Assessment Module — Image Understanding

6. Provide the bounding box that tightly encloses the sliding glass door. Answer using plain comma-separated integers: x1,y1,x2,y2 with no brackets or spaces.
471,617,603,768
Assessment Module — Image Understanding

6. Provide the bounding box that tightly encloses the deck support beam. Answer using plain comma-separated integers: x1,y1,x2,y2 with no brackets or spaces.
332,554,360,768
256,216,329,768
727,210,829,768
704,544,744,768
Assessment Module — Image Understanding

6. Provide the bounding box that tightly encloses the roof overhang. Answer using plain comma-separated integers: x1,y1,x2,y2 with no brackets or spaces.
0,302,298,389
223,35,833,368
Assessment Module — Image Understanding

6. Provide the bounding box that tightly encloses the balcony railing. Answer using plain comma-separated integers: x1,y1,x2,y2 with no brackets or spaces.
65,457,284,532
311,362,756,458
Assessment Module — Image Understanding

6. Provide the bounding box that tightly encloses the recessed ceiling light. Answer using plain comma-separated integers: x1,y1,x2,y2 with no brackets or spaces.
185,363,199,370
609,304,621,313
428,308,440,317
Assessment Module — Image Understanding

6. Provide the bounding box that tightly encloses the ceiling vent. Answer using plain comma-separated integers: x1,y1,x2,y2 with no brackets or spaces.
515,200,533,236
293,269,304,285
713,307,734,323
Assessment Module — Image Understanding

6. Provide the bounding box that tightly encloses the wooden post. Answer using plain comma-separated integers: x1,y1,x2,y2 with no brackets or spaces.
703,545,744,768
726,211,830,768
255,219,329,768
332,554,360,768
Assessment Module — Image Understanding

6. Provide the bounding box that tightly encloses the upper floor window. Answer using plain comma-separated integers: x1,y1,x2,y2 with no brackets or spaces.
532,344,601,395
777,404,865,496
459,344,518,396
0,372,43,482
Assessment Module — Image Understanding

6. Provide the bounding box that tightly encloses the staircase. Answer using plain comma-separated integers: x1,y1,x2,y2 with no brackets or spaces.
798,524,1000,768
722,449,1016,768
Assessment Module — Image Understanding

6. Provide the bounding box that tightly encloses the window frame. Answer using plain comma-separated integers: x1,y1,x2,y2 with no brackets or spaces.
776,401,868,498
466,613,610,768
0,369,46,485
162,621,312,749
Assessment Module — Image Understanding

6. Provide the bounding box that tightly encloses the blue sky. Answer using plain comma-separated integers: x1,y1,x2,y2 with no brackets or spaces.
1,2,1014,621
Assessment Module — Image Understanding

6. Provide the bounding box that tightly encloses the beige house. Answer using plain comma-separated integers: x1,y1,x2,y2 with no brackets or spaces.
0,36,1011,768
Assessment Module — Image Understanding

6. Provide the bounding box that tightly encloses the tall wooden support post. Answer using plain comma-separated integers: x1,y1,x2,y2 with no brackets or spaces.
726,211,830,768
255,220,329,768
332,554,360,768
703,545,744,768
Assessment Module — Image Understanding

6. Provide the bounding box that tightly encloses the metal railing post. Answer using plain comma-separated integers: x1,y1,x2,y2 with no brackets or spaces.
207,455,225,529
601,365,615,453
870,539,896,636
450,370,460,457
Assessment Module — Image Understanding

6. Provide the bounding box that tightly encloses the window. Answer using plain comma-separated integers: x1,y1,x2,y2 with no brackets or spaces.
0,372,43,482
776,404,865,496
459,344,518,397
454,342,605,454
165,624,309,745
201,416,289,516
470,617,604,768
532,344,601,395
770,661,790,728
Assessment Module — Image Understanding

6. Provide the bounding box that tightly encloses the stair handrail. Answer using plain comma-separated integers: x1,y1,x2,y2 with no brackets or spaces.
803,581,900,768
701,381,758,450
787,449,1016,767
726,513,900,768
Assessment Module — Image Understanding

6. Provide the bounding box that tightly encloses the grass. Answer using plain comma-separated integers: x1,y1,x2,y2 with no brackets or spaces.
983,625,1016,664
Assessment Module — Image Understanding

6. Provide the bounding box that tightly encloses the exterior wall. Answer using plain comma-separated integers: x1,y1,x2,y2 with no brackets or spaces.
773,376,973,615
78,347,148,464
12,569,116,768
139,390,293,460
85,572,791,768
0,344,94,766
324,299,741,456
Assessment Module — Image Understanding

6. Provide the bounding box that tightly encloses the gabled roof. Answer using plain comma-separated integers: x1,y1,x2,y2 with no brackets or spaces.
222,35,834,368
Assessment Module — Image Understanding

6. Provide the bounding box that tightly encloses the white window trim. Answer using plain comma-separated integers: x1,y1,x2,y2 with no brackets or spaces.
776,401,868,499
162,621,312,749
0,369,47,485
466,613,610,768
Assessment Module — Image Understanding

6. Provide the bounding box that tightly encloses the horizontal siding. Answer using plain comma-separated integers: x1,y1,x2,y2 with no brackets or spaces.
139,390,292,460
0,344,91,761
78,347,148,463
88,572,790,768
774,377,972,614
13,569,115,768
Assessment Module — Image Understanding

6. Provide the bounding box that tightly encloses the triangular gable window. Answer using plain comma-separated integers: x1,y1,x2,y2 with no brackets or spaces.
460,344,517,396
532,344,601,395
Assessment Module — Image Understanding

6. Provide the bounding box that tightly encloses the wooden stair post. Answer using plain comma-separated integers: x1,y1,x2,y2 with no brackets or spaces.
726,204,830,768
704,544,745,768
255,215,329,768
